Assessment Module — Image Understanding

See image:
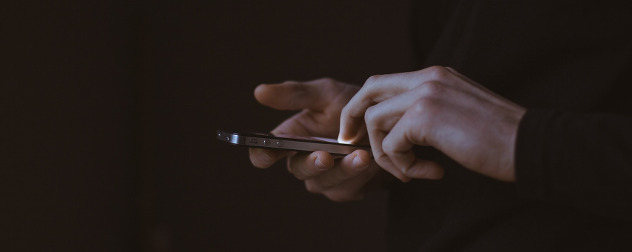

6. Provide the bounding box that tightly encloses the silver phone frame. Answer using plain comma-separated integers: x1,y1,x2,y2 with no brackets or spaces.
216,130,371,156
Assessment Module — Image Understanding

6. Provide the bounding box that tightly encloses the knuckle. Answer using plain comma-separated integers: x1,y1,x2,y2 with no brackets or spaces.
425,65,451,80
364,105,377,122
416,81,444,98
365,74,382,87
408,100,437,131
382,140,397,156
413,98,439,117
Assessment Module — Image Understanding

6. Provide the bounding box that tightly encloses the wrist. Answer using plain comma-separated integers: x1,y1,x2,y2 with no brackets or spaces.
499,106,527,182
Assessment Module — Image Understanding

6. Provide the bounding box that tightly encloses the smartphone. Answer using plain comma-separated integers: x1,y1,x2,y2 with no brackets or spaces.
216,130,371,156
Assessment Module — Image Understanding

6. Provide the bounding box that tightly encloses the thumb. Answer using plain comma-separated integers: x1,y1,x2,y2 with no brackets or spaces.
254,81,332,111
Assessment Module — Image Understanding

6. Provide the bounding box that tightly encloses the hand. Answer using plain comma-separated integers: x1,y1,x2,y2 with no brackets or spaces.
339,66,526,182
249,78,394,201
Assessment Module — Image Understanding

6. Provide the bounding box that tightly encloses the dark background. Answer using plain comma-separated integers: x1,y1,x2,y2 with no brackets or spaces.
2,1,414,251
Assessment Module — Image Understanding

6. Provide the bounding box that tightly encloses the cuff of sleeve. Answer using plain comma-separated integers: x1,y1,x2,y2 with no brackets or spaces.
514,109,558,201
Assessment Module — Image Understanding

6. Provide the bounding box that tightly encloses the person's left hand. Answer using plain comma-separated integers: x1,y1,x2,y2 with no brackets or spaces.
248,78,398,202
338,66,526,182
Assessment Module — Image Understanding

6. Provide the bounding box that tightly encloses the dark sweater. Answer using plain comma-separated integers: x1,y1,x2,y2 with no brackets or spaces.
388,0,632,251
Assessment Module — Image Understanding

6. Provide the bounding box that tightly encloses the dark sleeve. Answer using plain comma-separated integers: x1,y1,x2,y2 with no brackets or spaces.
410,0,460,66
515,109,632,221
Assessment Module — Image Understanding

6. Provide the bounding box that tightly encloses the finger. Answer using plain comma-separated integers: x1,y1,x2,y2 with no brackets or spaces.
254,80,332,112
249,148,290,168
361,83,448,180
364,102,410,182
366,127,387,168
287,151,334,180
338,122,368,145
338,73,413,143
339,66,457,142
365,127,410,182
305,149,372,192
337,110,365,144
364,84,439,132
381,113,444,179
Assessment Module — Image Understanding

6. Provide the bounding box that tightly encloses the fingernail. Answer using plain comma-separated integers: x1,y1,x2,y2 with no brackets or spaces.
261,152,273,164
337,136,352,144
315,157,326,169
352,155,368,169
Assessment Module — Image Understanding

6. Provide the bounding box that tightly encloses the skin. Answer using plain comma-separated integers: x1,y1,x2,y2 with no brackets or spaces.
249,78,395,202
339,66,526,182
250,66,526,202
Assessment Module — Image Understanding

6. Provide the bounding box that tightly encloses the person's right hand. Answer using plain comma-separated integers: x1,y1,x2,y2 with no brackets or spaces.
249,78,395,202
